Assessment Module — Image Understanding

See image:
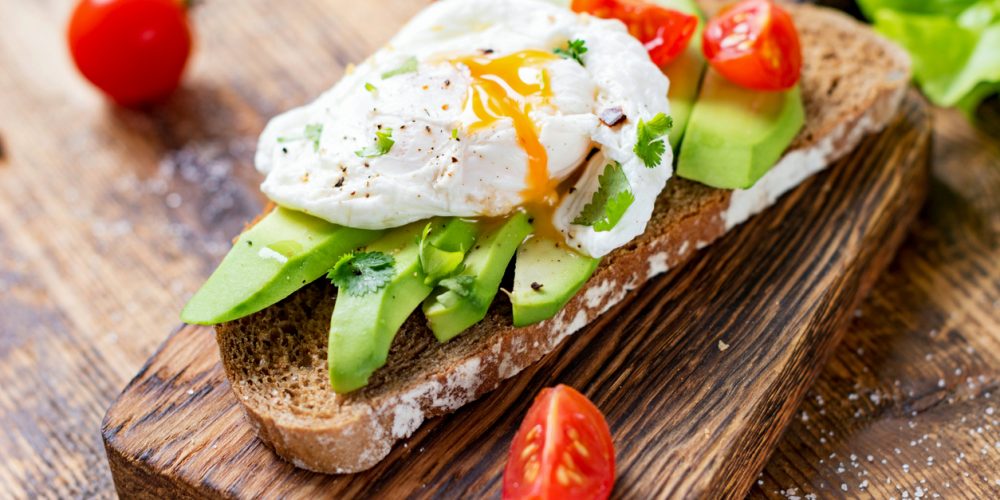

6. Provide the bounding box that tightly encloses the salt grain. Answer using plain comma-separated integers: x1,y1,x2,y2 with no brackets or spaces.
166,192,183,208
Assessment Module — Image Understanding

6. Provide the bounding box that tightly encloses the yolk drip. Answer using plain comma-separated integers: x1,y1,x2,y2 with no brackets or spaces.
453,50,559,206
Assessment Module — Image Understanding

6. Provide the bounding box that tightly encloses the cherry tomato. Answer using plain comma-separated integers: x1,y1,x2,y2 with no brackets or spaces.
572,0,698,67
702,0,801,91
68,0,193,106
503,385,615,500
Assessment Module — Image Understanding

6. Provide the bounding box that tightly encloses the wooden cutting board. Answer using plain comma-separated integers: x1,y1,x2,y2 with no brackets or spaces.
101,94,931,498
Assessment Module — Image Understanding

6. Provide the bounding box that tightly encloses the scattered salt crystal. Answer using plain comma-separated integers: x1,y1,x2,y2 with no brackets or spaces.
848,393,859,401
955,368,963,376
166,192,183,208
186,389,194,395
866,455,874,462
841,483,848,492
987,407,995,416
718,340,729,351
937,379,945,388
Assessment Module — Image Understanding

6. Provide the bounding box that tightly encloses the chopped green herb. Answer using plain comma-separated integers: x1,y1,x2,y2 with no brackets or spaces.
277,123,324,152
451,128,459,140
438,275,476,298
381,56,418,79
364,82,377,93
554,39,588,66
418,222,465,284
634,113,673,168
304,124,323,152
355,128,395,158
326,251,395,296
572,161,635,232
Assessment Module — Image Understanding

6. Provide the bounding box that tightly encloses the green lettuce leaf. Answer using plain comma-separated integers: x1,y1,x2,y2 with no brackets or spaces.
858,0,1000,115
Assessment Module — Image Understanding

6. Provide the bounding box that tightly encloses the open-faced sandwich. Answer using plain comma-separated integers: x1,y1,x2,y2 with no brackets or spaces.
181,0,910,475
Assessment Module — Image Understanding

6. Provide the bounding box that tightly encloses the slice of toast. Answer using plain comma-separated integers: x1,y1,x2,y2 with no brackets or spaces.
215,3,911,474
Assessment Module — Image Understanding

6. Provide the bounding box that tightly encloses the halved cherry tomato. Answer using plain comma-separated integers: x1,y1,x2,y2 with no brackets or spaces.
702,0,801,91
503,385,615,500
572,0,698,67
68,0,193,106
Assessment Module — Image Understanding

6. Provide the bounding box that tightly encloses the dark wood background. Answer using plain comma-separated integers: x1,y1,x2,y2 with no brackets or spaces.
0,0,997,498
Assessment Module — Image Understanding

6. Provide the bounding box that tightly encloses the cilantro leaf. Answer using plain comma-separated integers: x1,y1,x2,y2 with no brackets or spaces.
277,123,324,152
326,251,395,296
364,82,377,93
355,128,395,158
418,223,465,284
554,39,588,66
634,113,673,168
571,161,635,232
381,56,418,79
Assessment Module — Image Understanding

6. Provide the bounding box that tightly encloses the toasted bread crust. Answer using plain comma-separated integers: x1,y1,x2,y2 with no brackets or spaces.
216,4,911,473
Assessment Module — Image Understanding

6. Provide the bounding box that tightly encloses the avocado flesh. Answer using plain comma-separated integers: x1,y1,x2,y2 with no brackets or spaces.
328,218,478,393
656,0,707,151
180,208,381,325
676,72,805,189
511,236,600,327
423,212,533,342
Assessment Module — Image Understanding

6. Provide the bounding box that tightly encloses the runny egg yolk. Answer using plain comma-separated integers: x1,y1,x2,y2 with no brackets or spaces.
453,50,559,207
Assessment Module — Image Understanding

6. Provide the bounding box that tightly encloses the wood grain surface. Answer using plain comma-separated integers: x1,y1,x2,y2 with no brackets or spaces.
748,109,1000,499
0,0,996,498
101,93,930,498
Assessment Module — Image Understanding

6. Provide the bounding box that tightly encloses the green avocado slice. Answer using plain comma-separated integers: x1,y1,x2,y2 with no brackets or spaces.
676,73,805,189
511,236,600,327
423,212,533,342
327,218,478,393
657,0,708,151
180,207,381,325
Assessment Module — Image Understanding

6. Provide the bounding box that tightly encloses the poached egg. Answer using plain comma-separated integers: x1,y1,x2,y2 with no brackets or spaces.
255,0,672,257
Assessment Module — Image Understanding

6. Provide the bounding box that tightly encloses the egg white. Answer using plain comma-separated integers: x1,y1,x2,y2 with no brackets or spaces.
255,0,672,257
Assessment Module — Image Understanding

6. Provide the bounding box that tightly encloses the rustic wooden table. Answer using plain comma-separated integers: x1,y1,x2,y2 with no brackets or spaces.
0,0,997,498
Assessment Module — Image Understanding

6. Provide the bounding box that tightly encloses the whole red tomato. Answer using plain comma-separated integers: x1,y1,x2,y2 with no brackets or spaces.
702,0,801,91
503,385,616,500
68,0,193,106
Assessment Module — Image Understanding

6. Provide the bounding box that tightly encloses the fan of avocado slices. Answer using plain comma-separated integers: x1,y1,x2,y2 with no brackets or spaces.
182,0,806,394
182,209,597,393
